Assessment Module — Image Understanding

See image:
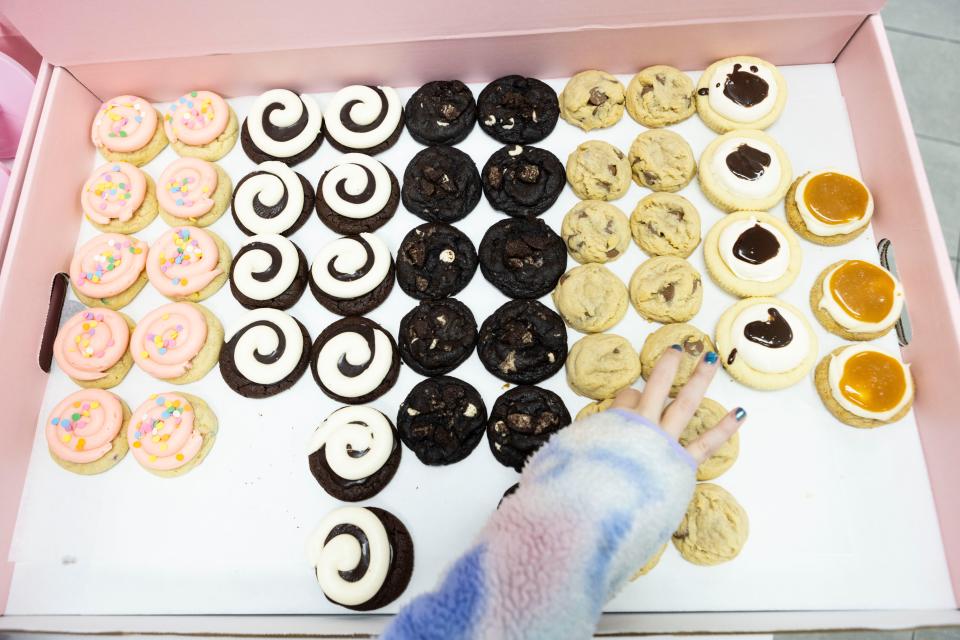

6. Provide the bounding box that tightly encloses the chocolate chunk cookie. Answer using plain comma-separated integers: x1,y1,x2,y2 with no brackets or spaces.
398,297,478,376
404,80,477,145
401,145,482,223
482,145,565,217
487,385,571,471
397,375,487,465
396,222,478,299
478,299,567,384
478,217,566,299
477,75,560,144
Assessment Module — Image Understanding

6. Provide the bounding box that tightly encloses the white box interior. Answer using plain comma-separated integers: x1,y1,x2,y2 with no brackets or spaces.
5,64,955,615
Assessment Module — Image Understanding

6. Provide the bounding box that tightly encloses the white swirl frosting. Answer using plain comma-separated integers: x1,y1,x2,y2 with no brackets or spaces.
708,61,779,123
711,136,782,199
225,308,305,385
718,217,789,282
796,169,874,237
307,506,391,607
321,153,392,219
247,89,323,159
316,325,394,398
828,344,913,421
323,85,402,151
730,303,810,374
233,161,306,235
232,234,300,302
311,233,391,300
307,406,394,480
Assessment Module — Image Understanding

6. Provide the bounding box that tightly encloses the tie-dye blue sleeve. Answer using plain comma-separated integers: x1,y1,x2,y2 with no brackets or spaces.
382,408,697,640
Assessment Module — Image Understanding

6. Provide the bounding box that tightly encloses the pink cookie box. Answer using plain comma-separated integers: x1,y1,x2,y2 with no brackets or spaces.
1,0,959,635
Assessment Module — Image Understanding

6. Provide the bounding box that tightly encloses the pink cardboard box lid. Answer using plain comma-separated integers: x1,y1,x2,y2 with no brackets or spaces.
3,0,883,66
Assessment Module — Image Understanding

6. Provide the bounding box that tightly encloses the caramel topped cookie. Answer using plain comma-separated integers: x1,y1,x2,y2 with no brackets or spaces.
626,65,696,128
559,70,626,131
786,170,874,245
814,344,914,428
477,75,560,144
810,259,904,341
482,145,566,217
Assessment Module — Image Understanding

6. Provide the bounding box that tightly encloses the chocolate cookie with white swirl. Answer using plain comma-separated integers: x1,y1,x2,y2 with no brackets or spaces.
316,153,399,234
398,297,477,376
230,234,308,310
487,385,571,472
309,233,395,316
477,75,560,144
219,308,311,398
323,85,404,155
405,80,477,145
482,145,566,217
397,375,487,465
401,146,482,223
308,406,402,502
396,222,478,300
231,161,315,236
479,217,567,299
307,505,414,611
310,316,400,404
478,299,568,384
241,89,324,166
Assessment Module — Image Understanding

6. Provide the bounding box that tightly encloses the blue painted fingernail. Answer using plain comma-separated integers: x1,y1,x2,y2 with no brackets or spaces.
705,351,718,364
670,343,683,351
735,407,747,421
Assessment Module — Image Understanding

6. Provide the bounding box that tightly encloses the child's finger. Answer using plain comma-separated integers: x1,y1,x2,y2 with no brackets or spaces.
610,387,643,411
684,408,747,463
635,346,682,424
660,352,720,437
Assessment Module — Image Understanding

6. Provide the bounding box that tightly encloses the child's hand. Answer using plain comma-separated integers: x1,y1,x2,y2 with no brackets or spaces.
611,347,745,463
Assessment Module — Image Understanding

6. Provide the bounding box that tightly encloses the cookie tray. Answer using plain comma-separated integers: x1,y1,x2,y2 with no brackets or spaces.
1,5,959,636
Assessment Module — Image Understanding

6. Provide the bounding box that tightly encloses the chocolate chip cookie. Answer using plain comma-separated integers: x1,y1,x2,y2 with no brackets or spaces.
396,222,478,299
477,75,560,144
630,193,701,258
559,70,626,131
628,130,696,192
487,385,571,471
552,264,628,333
398,297,477,376
625,65,696,128
478,299,567,384
401,145,482,223
482,145,565,217
639,323,714,396
629,256,703,323
478,217,567,299
404,80,477,145
560,200,631,264
397,375,487,465
565,140,631,201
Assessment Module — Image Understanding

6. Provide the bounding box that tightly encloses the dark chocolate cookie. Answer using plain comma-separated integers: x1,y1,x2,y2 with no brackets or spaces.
396,222,478,300
240,89,324,166
477,299,567,384
315,154,400,235
398,298,477,376
308,406,402,502
323,85,405,155
397,375,487,465
308,233,395,316
405,80,477,145
231,163,316,237
477,75,560,144
219,309,311,398
307,505,414,611
481,145,565,217
498,482,520,509
401,145,482,223
310,316,400,405
230,234,308,310
478,217,567,299
487,385,571,471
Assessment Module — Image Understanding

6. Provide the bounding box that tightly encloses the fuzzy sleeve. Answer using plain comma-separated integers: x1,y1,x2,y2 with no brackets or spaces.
382,408,697,640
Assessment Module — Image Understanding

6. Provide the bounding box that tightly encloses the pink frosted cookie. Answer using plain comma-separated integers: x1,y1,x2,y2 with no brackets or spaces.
163,90,239,161
146,226,231,301
91,95,168,166
53,307,135,389
81,161,159,233
130,301,224,384
127,391,218,477
69,233,149,309
46,388,130,474
156,157,231,227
